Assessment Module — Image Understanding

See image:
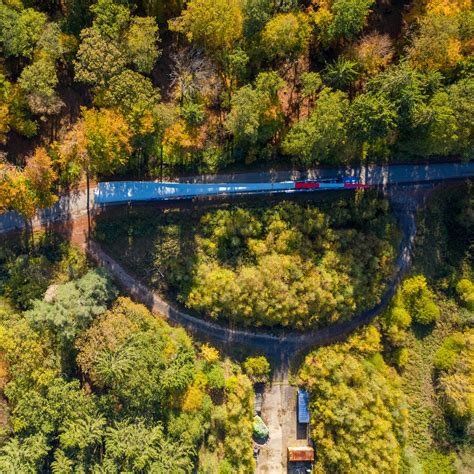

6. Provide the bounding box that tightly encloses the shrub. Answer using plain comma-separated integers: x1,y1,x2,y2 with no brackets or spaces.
252,415,269,439
243,356,270,383
456,279,474,311
402,276,440,324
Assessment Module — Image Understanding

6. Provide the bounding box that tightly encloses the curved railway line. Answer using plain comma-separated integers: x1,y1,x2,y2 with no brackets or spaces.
1,162,473,357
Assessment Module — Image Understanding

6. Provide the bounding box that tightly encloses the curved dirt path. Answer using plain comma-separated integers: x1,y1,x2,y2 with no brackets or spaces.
81,186,420,357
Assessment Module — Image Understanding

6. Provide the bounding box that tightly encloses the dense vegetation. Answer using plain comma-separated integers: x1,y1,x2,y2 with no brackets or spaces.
95,191,400,328
1,0,473,224
0,237,255,472
299,183,473,472
299,326,408,472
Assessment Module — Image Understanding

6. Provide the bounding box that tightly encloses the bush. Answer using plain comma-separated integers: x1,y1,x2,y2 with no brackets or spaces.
243,356,270,384
252,415,269,440
402,276,440,325
434,330,474,424
456,279,474,311
422,450,456,474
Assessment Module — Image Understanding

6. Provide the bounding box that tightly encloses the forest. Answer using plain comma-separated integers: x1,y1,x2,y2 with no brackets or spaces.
299,183,473,472
0,234,255,472
0,0,473,472
95,191,400,328
0,0,473,225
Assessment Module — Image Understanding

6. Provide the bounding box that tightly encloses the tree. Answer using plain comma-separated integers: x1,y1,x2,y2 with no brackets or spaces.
242,0,273,38
126,16,160,74
169,0,244,65
104,420,194,473
0,73,37,143
300,72,323,101
434,330,474,425
282,88,350,164
60,107,131,224
99,70,160,136
0,434,49,472
323,57,360,91
75,297,195,416
23,147,58,210
351,33,393,77
408,13,463,71
74,27,127,88
25,269,116,345
0,4,47,58
243,356,270,383
0,149,57,245
299,330,407,473
89,0,130,41
456,279,474,310
347,91,397,160
0,163,38,226
19,58,64,116
312,0,375,47
260,12,311,61
401,276,440,325
225,71,285,158
422,78,474,158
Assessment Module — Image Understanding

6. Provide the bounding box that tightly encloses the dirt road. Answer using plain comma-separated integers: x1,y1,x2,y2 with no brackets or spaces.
257,370,296,473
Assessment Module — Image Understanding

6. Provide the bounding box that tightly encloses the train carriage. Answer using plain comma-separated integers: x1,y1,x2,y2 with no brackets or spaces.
95,176,369,205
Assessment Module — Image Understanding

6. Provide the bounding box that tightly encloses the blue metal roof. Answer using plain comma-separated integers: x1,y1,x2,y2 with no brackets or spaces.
298,389,310,424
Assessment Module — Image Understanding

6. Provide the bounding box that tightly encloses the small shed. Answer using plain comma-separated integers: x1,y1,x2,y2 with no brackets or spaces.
297,389,310,424
287,446,315,462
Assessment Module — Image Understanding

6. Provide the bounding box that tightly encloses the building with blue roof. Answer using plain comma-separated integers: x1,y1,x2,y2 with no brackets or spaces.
297,389,310,424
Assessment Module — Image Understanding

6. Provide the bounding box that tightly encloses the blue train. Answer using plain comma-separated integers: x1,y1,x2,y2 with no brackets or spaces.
94,176,368,205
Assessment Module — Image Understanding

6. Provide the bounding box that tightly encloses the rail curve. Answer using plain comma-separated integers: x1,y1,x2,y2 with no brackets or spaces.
85,188,418,357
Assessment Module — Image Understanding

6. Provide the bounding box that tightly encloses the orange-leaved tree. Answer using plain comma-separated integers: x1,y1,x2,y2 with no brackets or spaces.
60,107,132,230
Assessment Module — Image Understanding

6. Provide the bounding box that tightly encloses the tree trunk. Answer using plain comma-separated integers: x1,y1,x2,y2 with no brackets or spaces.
86,171,91,239
160,145,164,182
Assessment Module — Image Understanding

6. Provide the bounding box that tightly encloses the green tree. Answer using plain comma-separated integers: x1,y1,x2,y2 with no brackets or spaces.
74,27,127,88
104,420,194,473
75,297,195,416
456,279,474,310
434,330,474,425
0,3,46,58
300,71,323,101
0,434,49,472
99,69,160,130
25,269,116,345
401,276,440,325
422,78,474,159
347,91,397,160
323,57,360,91
225,71,285,158
18,58,64,116
299,330,407,473
243,356,270,383
89,0,130,41
282,88,350,164
313,0,375,47
126,16,160,74
260,12,311,61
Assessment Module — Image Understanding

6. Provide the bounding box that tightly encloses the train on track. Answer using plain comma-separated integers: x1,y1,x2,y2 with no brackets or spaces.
94,176,369,205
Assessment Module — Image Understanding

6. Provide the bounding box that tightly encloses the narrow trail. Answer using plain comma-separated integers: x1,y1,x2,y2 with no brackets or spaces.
76,186,423,360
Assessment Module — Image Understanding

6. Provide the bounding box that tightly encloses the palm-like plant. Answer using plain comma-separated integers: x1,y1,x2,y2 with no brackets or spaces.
324,58,361,91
